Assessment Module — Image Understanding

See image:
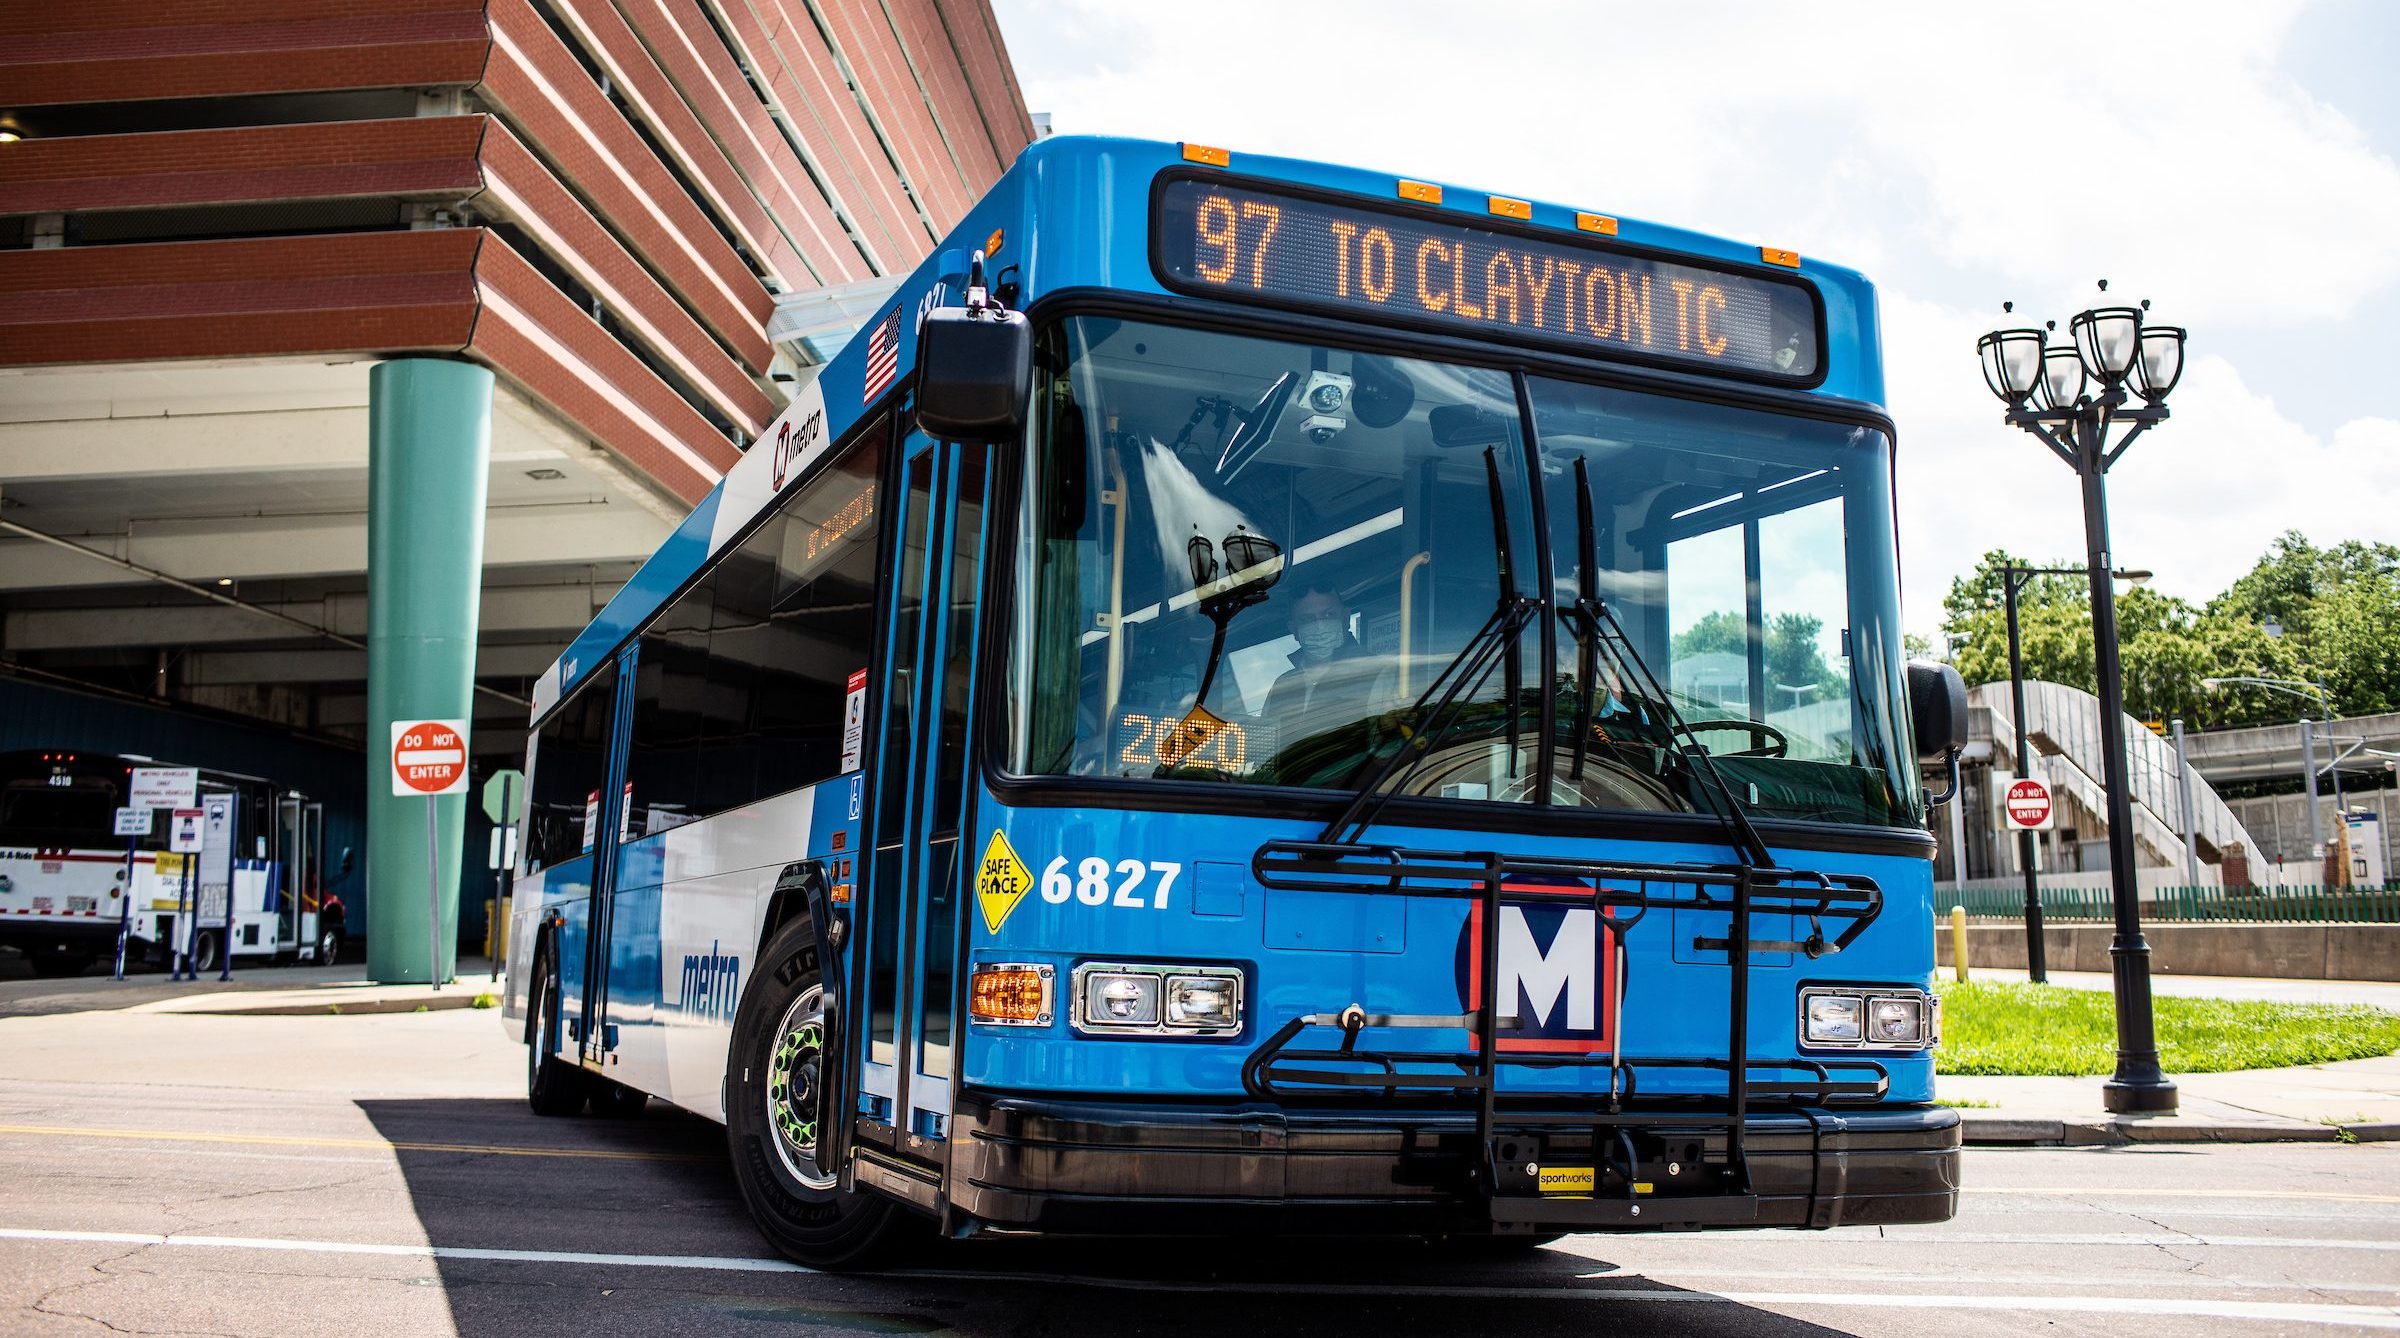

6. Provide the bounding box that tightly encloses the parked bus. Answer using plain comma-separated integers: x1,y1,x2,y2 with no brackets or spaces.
0,750,344,976
504,136,1970,1266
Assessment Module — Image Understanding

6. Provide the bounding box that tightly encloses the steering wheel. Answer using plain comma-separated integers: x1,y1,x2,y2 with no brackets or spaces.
1682,719,1790,759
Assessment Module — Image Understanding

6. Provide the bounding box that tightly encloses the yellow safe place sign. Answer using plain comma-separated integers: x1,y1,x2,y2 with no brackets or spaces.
976,829,1033,933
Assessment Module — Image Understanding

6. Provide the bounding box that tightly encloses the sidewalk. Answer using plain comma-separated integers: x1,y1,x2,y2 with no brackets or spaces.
0,956,505,1018
1944,1053,2400,1145
1942,967,2400,1144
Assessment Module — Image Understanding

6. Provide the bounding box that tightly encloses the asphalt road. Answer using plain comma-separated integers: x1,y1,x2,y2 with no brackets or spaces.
2,1006,2396,1336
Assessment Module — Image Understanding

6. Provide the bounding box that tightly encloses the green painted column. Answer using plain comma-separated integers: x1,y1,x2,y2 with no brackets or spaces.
366,358,494,985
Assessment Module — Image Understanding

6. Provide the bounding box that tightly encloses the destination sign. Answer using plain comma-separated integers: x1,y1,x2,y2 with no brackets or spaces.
1156,179,1822,380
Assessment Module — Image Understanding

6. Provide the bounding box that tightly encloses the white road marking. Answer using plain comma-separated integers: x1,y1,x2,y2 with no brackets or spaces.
5,1226,2400,1327
0,1228,811,1275
1570,1263,2400,1297
1876,1231,2400,1252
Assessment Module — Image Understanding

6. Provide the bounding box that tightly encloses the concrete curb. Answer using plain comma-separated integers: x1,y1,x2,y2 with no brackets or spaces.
1962,1114,2400,1146
135,991,493,1018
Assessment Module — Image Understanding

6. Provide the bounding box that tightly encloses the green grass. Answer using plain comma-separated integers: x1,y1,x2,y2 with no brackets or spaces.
1936,980,2400,1077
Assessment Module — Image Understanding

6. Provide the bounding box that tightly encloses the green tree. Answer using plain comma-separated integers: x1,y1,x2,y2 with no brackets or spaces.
1940,534,2397,730
1673,610,1848,700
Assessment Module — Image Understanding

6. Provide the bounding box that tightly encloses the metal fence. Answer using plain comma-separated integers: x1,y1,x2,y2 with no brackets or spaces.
1947,883,2400,925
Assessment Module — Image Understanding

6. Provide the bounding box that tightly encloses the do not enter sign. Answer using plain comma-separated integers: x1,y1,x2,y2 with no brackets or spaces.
391,719,471,796
2004,777,2054,831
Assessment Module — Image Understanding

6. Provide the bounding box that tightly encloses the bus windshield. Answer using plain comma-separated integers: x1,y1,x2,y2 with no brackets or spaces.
1005,316,1920,829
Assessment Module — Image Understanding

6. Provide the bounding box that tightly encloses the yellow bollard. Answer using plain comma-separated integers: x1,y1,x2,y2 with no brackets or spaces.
1949,905,1969,983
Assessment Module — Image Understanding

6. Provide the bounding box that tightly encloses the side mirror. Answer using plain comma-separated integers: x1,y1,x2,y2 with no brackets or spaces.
1905,659,1969,806
914,306,1031,442
336,846,356,879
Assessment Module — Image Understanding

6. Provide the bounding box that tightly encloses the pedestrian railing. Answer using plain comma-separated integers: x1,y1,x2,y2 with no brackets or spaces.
1949,883,2400,925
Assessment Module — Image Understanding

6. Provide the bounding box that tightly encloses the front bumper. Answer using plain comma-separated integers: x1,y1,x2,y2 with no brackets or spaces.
949,1094,1960,1236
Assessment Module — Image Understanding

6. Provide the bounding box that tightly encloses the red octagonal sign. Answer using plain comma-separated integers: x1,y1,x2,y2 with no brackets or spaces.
2004,777,2053,831
391,719,471,797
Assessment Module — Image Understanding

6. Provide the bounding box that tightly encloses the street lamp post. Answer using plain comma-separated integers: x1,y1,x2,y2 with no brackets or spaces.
1978,285,2186,1116
1999,562,2150,986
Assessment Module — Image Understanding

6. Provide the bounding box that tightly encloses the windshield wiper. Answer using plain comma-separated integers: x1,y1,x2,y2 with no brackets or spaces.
1317,447,1533,845
1560,456,1776,869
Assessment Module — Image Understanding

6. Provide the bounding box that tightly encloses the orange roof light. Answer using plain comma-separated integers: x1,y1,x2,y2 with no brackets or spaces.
1398,179,1443,205
1760,246,1802,269
1576,212,1619,236
1181,143,1230,167
1487,195,1530,220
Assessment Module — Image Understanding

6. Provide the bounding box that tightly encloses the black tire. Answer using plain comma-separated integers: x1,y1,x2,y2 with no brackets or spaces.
191,931,221,975
526,949,589,1117
28,950,90,979
589,1080,649,1118
315,918,344,966
725,917,908,1270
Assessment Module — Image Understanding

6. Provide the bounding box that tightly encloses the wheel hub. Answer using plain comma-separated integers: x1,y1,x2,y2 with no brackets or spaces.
766,989,834,1190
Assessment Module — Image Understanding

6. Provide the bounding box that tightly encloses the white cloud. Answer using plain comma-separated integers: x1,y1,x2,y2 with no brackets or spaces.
994,0,2400,632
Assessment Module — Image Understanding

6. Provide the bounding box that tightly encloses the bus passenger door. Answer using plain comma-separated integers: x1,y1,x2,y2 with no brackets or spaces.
857,430,989,1171
579,650,640,1070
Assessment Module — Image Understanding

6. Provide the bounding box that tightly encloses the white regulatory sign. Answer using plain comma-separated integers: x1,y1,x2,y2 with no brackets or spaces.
113,807,153,838
129,767,198,811
168,809,206,853
2002,777,2055,832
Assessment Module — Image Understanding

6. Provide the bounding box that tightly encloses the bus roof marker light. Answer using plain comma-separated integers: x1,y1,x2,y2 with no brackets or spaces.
1760,246,1801,269
1397,179,1442,205
1180,143,1230,167
1487,195,1530,220
1575,212,1618,236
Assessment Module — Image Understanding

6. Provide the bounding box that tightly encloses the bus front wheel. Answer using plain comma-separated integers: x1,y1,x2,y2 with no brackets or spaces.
725,917,907,1270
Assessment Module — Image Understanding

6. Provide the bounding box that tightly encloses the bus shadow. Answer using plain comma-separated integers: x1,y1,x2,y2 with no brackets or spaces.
358,1097,1868,1338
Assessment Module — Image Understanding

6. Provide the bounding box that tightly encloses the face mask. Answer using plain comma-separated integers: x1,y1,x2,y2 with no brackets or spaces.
1295,618,1344,655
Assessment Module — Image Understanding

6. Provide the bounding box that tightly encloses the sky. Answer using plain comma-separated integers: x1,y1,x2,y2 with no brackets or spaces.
986,0,2400,639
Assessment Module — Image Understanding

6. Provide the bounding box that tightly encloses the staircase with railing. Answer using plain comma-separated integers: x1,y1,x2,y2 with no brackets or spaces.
1971,680,2260,869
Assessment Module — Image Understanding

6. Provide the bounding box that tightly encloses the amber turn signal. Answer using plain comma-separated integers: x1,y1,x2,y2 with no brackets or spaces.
970,964,1052,1026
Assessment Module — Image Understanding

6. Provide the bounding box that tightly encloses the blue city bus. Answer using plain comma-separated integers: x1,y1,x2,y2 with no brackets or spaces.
503,135,1971,1267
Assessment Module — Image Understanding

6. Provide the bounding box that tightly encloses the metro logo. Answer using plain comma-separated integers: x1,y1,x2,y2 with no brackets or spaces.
674,940,741,1022
768,404,825,492
1458,884,1620,1052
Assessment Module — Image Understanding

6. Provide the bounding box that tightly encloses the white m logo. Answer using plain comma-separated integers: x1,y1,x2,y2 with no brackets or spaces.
1497,906,1597,1031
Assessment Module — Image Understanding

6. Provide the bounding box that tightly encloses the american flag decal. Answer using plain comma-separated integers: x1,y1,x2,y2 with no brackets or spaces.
862,308,901,403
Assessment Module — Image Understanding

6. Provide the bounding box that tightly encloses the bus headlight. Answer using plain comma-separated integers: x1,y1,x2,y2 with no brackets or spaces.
1799,986,1935,1050
1803,993,1862,1043
1072,963,1243,1037
1088,973,1161,1026
1166,974,1239,1029
1869,997,1924,1044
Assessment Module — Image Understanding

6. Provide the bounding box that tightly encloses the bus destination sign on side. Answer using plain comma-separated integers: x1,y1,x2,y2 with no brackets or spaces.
1155,178,1822,381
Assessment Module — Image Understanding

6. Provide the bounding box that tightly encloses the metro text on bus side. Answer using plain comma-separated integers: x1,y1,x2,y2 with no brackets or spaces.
502,136,1972,1268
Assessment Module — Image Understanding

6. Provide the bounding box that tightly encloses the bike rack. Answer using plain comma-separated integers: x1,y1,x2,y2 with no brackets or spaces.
1245,840,1886,1229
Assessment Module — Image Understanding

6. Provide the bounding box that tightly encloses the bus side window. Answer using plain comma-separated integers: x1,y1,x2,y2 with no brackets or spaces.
526,661,617,873
617,425,890,839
